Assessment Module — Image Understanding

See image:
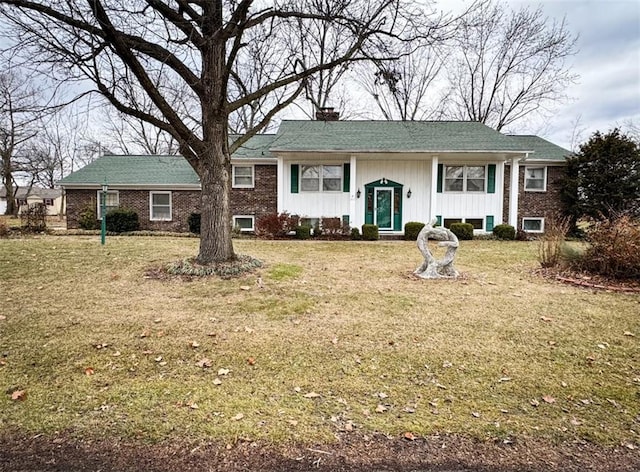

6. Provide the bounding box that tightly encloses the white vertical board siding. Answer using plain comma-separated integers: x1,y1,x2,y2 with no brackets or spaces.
281,157,433,228
355,159,432,228
281,160,350,219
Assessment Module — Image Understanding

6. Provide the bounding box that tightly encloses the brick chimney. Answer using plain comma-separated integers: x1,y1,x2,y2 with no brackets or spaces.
315,107,340,121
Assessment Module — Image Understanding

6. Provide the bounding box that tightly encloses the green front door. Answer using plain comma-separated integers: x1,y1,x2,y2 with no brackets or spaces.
375,188,393,230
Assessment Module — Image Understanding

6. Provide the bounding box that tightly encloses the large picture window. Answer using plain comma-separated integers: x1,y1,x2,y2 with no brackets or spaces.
300,165,342,192
97,190,119,218
150,191,172,221
444,165,485,192
525,167,546,191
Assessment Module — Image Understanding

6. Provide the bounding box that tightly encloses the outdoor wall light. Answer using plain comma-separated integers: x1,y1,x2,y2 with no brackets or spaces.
356,188,361,198
407,188,412,198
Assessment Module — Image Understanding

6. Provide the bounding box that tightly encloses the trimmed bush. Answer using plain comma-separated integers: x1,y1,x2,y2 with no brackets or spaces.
295,224,312,240
188,212,201,234
105,208,139,233
450,222,473,240
493,224,516,240
404,221,425,241
350,227,361,240
361,224,379,241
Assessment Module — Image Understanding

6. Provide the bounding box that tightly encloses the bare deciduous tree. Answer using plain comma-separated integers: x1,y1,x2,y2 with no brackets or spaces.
359,42,447,121
0,0,439,263
444,0,578,131
0,67,45,215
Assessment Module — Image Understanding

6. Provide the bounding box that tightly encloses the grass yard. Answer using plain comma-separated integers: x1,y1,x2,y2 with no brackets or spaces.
0,235,638,449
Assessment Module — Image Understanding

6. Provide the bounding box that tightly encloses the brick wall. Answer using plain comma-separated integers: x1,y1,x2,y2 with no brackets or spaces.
503,164,566,231
65,164,278,232
230,164,277,221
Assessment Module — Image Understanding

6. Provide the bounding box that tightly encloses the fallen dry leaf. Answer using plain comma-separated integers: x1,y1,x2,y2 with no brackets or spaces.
0,315,6,321
623,331,635,337
11,390,26,401
84,367,95,376
540,316,553,322
375,404,388,413
190,341,200,348
213,378,222,385
542,395,556,404
570,417,583,426
403,432,417,441
196,358,212,368
154,356,163,362
232,413,244,421
530,399,540,407
140,330,150,338
471,411,480,418
303,392,321,399
240,286,251,291
247,357,256,366
217,368,230,376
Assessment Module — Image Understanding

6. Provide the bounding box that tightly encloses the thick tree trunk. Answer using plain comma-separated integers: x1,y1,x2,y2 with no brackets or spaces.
192,0,236,265
196,140,236,265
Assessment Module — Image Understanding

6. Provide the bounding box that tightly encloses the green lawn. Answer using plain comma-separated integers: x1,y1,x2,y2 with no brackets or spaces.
0,235,638,447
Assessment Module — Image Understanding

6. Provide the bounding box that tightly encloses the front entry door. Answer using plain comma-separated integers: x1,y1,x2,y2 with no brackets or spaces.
375,188,393,230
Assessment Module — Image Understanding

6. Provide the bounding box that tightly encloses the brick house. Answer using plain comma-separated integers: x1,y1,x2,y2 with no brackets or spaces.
58,120,571,234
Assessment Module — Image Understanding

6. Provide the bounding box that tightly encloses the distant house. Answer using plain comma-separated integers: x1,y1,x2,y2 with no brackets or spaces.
58,117,571,235
0,187,64,216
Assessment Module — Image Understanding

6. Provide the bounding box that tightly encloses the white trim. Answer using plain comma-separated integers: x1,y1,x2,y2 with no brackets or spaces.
524,166,547,192
149,191,172,221
508,156,520,227
232,164,255,188
232,215,255,232
430,156,439,223
277,157,284,213
522,217,545,233
374,187,394,230
349,155,357,227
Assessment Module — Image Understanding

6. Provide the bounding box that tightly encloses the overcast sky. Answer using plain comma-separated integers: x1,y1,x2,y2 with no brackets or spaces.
511,0,640,149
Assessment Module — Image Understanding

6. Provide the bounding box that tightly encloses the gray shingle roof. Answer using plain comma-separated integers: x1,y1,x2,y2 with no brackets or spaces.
270,120,532,153
58,155,199,187
509,135,572,162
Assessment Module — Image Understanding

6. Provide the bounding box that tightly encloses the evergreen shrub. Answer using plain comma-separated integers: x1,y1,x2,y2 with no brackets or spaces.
361,224,379,241
404,221,425,240
450,222,473,240
106,208,139,233
493,224,516,240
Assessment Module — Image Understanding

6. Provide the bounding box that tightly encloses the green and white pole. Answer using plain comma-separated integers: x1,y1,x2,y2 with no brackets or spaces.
101,179,108,245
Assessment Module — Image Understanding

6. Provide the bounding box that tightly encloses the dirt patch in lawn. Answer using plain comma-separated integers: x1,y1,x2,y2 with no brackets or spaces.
1,432,638,472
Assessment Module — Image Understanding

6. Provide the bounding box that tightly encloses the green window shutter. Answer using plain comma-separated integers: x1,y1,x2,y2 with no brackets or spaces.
487,164,496,194
435,215,442,226
436,164,443,193
291,164,299,193
486,215,494,232
343,163,350,192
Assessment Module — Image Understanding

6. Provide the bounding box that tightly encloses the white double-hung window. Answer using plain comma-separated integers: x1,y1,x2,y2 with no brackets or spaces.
97,190,119,218
150,191,172,221
232,165,254,188
444,165,485,192
524,167,546,191
300,164,342,192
